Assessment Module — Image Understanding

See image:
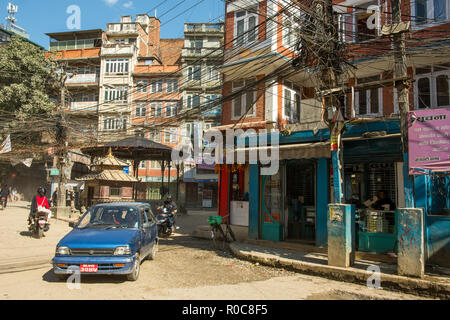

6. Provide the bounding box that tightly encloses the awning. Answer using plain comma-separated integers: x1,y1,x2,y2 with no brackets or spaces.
235,142,331,160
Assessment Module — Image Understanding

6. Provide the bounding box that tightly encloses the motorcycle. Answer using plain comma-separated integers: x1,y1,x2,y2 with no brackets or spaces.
156,206,176,237
0,196,6,211
29,211,50,239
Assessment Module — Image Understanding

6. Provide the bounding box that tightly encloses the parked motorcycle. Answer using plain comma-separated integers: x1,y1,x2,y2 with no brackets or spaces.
29,211,50,239
156,206,176,237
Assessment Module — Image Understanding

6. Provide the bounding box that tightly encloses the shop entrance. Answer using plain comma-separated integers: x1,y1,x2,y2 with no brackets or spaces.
285,160,316,242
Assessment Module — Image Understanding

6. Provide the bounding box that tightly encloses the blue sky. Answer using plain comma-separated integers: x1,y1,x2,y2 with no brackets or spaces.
1,0,225,48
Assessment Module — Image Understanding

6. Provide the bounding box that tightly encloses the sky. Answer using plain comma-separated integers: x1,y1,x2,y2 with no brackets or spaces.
1,0,225,48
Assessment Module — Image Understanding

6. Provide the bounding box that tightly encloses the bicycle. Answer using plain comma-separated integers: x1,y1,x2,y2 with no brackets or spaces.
208,216,236,251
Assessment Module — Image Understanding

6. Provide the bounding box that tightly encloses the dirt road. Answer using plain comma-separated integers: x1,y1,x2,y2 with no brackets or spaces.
0,203,430,300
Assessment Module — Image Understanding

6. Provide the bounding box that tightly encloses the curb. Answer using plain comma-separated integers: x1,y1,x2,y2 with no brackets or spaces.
229,243,450,299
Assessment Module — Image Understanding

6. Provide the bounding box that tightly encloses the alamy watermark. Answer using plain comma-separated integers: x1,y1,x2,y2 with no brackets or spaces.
66,266,81,290
367,265,382,289
172,129,280,176
66,5,81,30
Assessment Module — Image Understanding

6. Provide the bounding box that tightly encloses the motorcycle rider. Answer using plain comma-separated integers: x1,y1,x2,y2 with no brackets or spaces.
1,185,9,208
162,194,177,232
28,187,51,230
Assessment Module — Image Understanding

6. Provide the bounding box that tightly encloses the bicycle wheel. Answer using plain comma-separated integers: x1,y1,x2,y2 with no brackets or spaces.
225,225,237,242
211,226,219,250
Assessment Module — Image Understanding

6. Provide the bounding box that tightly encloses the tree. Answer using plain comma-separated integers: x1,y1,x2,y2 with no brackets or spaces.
0,36,60,155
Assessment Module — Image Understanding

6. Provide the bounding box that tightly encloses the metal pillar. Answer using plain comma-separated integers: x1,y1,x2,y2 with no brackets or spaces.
167,162,172,196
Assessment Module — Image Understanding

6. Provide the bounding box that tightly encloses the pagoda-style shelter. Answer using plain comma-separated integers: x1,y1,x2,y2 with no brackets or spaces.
77,149,141,207
81,136,180,201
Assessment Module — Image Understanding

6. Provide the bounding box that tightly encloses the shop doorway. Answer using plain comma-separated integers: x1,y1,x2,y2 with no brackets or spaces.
285,160,316,242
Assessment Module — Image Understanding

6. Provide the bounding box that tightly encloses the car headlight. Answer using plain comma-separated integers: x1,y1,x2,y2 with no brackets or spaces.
56,246,71,256
114,246,131,256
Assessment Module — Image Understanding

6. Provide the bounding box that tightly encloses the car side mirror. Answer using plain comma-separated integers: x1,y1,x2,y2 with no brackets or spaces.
69,222,76,228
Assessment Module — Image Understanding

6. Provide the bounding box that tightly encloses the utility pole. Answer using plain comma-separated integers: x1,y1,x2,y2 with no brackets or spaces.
56,64,69,210
388,0,414,207
316,0,345,204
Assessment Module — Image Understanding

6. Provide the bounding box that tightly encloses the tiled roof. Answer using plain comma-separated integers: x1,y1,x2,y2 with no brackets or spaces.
76,169,139,182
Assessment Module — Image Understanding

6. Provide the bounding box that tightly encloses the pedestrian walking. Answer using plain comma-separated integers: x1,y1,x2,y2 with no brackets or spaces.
11,187,18,201
52,188,58,207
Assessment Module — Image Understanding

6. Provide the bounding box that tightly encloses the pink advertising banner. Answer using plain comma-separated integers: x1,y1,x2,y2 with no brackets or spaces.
408,108,450,175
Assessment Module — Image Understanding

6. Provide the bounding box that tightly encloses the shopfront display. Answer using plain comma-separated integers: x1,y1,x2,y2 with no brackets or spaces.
344,162,399,254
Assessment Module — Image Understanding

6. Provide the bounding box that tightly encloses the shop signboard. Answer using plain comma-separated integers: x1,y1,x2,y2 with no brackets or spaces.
408,108,450,175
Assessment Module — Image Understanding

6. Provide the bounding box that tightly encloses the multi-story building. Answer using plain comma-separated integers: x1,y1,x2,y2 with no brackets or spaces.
130,16,184,199
179,22,224,208
45,29,103,200
46,29,103,147
215,0,450,268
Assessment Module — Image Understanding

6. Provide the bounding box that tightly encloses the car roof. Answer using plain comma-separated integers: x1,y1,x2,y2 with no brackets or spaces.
94,202,151,209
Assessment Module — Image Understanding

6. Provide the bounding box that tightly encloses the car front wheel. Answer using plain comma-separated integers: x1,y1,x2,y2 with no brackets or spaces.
148,241,158,261
127,253,141,282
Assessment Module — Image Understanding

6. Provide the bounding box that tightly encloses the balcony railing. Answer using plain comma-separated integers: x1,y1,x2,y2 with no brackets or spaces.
106,23,138,35
66,74,99,86
184,24,224,34
182,48,223,58
101,44,136,56
69,102,98,112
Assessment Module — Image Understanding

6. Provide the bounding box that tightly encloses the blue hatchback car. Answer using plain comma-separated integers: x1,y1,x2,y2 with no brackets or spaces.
53,203,158,281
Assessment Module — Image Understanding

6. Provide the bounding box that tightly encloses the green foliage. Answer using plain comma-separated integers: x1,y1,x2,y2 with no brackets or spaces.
0,36,59,119
0,37,60,150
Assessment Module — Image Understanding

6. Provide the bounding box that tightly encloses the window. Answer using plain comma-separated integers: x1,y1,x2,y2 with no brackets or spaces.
356,75,382,116
139,161,147,169
206,66,220,81
186,94,201,109
232,79,257,119
151,79,163,93
103,117,127,131
166,102,178,118
149,130,161,143
206,95,220,108
104,86,128,104
185,123,195,140
166,79,179,93
282,8,308,49
188,66,202,81
164,128,178,144
235,6,258,47
150,161,161,169
413,0,449,27
110,187,122,197
135,104,147,118
190,40,203,53
340,1,381,43
105,59,129,75
415,65,450,109
136,80,148,93
283,83,301,123
150,103,163,118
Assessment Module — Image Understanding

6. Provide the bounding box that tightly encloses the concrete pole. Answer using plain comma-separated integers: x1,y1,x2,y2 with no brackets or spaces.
392,0,414,208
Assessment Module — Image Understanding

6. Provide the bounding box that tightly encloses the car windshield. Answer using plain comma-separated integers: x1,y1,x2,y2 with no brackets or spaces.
77,206,139,229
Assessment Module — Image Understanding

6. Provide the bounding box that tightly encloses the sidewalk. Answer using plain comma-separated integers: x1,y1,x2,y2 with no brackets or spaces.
229,241,450,299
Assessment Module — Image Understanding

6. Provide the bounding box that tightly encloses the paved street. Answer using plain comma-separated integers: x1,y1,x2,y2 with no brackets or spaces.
0,202,431,300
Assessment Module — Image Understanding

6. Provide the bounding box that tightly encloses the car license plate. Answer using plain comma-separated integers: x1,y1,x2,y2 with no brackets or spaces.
80,264,98,273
